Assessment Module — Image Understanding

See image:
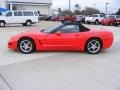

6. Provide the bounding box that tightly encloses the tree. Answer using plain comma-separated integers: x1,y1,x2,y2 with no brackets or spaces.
61,10,74,15
75,4,81,15
116,8,120,15
81,7,100,15
58,8,62,14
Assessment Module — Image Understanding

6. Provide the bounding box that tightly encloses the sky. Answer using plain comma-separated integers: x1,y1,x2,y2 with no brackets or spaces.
52,0,120,14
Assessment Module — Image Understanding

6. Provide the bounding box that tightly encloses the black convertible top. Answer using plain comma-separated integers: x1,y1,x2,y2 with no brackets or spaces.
62,22,90,32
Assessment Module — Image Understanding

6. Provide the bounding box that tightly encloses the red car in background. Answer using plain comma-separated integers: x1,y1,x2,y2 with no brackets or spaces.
51,15,76,22
51,16,59,21
64,15,76,22
100,15,120,26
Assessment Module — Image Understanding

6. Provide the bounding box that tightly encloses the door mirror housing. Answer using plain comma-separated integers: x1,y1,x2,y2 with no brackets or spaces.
56,31,62,36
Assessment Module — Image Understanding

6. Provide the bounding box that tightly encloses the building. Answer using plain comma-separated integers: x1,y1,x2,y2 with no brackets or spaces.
0,0,52,15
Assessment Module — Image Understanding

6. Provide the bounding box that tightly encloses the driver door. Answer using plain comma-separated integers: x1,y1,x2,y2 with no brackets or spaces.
42,25,81,50
5,11,14,24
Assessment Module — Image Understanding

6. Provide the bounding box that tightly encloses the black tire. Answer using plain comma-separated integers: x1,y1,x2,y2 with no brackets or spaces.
94,20,99,25
18,38,35,54
113,23,118,26
26,20,32,26
22,23,26,26
0,21,6,27
85,39,102,54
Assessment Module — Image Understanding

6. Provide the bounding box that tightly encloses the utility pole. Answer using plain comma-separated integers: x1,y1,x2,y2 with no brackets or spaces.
106,3,109,15
93,4,96,13
69,0,71,13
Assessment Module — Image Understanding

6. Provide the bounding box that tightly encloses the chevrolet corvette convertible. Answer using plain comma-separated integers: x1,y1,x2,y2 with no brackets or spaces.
8,22,113,54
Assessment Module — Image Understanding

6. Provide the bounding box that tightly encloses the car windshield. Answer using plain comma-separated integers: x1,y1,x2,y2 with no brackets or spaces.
41,24,63,33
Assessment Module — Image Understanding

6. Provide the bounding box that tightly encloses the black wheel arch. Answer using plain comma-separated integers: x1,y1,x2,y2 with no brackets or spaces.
0,20,6,24
26,19,32,23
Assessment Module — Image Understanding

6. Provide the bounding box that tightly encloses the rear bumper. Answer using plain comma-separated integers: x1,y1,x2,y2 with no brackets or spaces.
103,38,113,49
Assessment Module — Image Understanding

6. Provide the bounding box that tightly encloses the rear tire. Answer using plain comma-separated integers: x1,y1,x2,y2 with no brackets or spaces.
26,21,32,26
94,20,99,25
85,39,102,54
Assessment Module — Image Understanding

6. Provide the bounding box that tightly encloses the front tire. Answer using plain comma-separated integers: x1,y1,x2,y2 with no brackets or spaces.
85,39,102,54
18,38,35,54
0,21,6,27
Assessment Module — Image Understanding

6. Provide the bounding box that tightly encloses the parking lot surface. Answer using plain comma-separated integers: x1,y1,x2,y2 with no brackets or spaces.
0,22,120,90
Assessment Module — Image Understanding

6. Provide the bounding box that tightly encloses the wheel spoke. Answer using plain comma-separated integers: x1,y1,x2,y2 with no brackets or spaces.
87,40,101,54
20,40,33,53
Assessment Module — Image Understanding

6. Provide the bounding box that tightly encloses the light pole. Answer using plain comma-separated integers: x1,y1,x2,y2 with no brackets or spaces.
93,4,96,13
106,3,109,15
69,0,71,13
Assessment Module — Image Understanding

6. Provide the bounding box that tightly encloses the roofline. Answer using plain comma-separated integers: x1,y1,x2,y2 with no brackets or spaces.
6,1,52,5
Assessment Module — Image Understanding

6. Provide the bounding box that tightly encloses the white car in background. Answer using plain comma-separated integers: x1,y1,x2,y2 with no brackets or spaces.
0,10,39,27
85,14,105,24
75,15,85,23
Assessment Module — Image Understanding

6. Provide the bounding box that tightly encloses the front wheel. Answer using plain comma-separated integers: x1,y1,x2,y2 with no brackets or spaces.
0,21,6,27
85,39,102,54
18,38,35,54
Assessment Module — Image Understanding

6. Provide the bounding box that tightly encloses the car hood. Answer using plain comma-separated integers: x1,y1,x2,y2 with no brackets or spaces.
10,29,43,40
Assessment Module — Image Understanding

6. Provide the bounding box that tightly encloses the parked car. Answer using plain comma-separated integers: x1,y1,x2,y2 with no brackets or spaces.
113,17,120,26
51,16,59,21
38,14,49,21
8,22,113,54
60,15,76,23
75,15,85,23
0,10,39,27
100,15,120,26
44,16,52,21
85,14,105,24
65,15,76,22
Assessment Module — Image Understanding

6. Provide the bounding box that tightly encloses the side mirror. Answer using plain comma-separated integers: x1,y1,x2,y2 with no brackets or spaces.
56,31,62,36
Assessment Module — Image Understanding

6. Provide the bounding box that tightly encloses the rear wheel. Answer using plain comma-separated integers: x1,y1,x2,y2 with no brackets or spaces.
0,21,5,27
18,38,35,54
85,39,102,54
94,20,99,25
26,21,32,26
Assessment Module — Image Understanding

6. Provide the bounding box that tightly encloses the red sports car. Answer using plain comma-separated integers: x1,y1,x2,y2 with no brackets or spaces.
8,23,113,54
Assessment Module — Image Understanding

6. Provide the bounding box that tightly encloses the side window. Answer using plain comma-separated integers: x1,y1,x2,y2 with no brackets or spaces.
92,15,98,17
6,12,12,17
14,11,23,16
34,12,38,16
58,25,80,33
116,15,120,18
23,11,34,16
